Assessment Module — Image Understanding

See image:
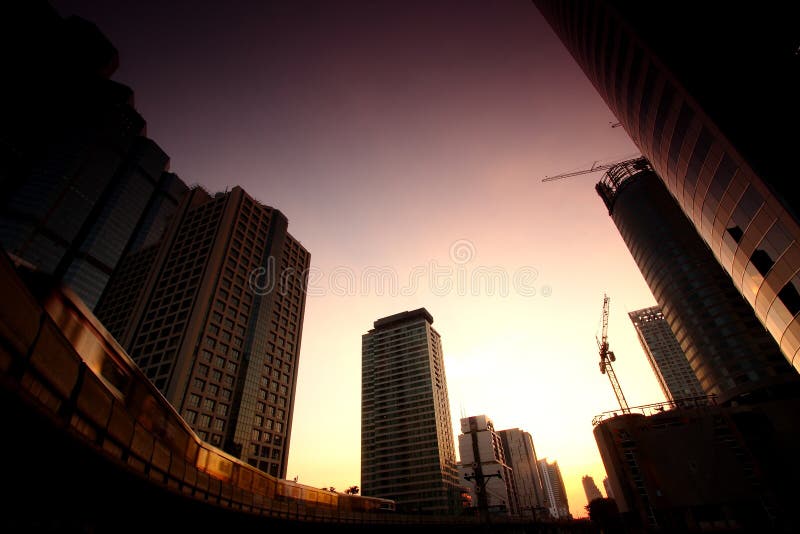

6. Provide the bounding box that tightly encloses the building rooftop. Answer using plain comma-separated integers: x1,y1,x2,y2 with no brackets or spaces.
373,308,433,329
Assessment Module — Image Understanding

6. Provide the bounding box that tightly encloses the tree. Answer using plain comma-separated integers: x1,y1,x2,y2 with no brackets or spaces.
585,498,624,533
345,485,359,495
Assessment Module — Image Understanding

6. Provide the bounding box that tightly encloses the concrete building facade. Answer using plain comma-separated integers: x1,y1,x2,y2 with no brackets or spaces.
96,186,309,477
582,475,603,504
539,459,570,520
497,428,547,519
458,415,518,516
629,305,705,402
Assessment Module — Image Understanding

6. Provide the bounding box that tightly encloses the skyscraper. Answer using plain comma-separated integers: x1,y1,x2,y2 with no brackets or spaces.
582,475,603,504
596,160,799,403
628,305,705,402
532,0,800,371
361,308,463,513
538,458,570,520
497,428,546,519
1,3,188,309
96,186,309,477
457,415,518,516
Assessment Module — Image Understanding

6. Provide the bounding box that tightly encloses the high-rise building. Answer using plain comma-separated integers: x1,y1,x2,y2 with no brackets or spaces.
628,305,705,402
361,308,463,513
582,475,603,504
596,160,799,404
96,186,309,477
538,458,570,520
457,415,518,516
602,477,614,501
1,3,188,309
532,0,800,371
497,428,547,519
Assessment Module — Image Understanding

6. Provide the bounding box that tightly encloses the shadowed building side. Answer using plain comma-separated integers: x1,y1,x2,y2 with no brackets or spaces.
594,399,800,531
497,428,548,520
0,2,188,309
96,186,310,478
581,475,602,505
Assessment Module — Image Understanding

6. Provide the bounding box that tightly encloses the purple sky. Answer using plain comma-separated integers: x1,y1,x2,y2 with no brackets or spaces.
53,0,656,517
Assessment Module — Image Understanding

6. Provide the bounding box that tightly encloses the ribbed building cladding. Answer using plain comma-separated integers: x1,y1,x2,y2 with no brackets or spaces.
596,161,798,403
532,0,800,371
96,186,309,477
361,308,462,513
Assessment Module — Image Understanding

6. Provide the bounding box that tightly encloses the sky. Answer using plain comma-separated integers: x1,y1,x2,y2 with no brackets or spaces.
53,0,664,518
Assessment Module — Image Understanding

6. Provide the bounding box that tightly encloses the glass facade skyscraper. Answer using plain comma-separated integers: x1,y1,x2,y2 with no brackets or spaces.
597,160,799,403
1,3,187,309
533,0,800,371
361,308,463,513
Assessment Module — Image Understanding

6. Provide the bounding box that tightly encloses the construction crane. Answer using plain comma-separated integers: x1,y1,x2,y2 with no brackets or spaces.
541,154,642,182
597,294,630,414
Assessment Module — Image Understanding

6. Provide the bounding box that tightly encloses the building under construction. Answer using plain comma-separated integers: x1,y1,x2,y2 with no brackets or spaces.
593,398,799,532
591,159,800,532
596,158,799,405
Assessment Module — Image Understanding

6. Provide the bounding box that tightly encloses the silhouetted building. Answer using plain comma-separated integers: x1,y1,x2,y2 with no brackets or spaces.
594,399,800,531
629,305,705,402
582,475,603,504
602,477,613,500
596,160,799,404
497,428,547,519
361,308,463,513
96,186,309,477
458,415,518,516
533,0,800,372
0,2,188,308
539,459,570,520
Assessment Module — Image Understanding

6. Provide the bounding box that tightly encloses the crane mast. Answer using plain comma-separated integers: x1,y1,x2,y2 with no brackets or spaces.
597,294,630,413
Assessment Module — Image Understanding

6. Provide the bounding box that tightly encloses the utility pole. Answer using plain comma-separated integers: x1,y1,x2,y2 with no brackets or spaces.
463,430,503,524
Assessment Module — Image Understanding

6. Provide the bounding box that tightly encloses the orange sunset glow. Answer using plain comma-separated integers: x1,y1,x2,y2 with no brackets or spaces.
46,0,671,520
